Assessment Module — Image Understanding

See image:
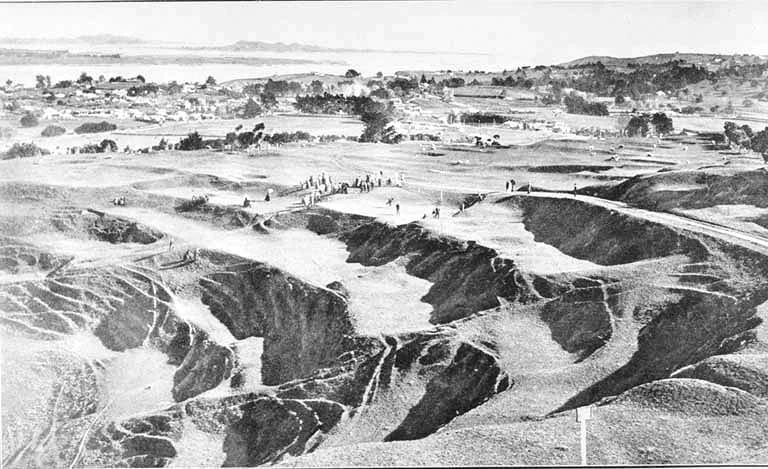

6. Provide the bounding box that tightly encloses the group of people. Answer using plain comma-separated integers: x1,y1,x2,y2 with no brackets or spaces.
353,172,384,193
504,179,517,193
111,196,127,206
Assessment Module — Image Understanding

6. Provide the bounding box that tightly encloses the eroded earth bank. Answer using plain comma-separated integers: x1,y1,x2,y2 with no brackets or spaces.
2,160,768,467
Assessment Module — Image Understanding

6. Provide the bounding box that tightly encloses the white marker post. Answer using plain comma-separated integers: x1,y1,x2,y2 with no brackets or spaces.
576,406,592,465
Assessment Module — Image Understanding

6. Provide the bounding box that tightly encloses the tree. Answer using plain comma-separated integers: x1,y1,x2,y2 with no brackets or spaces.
614,94,625,105
136,74,146,83
241,98,263,118
359,101,401,143
310,80,324,95
99,139,118,152
651,112,674,135
41,125,66,137
750,127,768,162
3,142,46,160
53,80,72,89
626,115,649,137
178,132,205,151
563,93,609,116
20,113,39,128
205,75,217,86
345,69,360,78
724,121,752,149
376,71,383,78
420,74,428,84
77,72,93,85
260,92,278,110
35,75,47,89
74,121,117,134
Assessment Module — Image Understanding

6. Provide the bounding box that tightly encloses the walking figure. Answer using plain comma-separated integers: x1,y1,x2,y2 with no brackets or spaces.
573,184,577,198
396,203,400,215
168,238,173,252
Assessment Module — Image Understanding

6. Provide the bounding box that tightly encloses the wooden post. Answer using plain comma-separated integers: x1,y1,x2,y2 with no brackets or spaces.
576,406,592,466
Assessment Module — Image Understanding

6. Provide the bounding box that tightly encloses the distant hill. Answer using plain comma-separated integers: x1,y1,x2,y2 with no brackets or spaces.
222,41,345,53
560,53,767,68
73,34,146,44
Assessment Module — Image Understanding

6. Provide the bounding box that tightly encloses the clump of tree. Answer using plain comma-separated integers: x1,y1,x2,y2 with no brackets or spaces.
563,93,609,116
263,79,302,96
725,121,768,162
459,112,510,124
3,142,48,159
345,69,360,78
53,80,72,89
74,121,117,134
724,121,755,150
491,75,534,88
294,93,377,115
77,139,118,154
625,112,674,137
262,131,312,145
20,113,39,127
127,83,159,97
387,77,419,94
41,125,66,137
439,77,466,88
35,75,51,89
225,123,266,148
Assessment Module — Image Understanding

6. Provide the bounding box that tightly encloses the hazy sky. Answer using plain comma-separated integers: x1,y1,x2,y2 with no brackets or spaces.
1,0,767,64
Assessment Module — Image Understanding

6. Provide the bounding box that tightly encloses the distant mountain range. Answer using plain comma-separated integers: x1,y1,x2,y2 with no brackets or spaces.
0,35,483,55
560,53,767,68
0,34,147,45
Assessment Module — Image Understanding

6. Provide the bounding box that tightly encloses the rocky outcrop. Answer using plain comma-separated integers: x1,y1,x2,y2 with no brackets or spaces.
200,263,356,385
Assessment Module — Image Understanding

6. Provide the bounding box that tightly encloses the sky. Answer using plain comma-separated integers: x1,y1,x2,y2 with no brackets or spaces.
0,0,767,64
